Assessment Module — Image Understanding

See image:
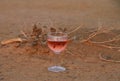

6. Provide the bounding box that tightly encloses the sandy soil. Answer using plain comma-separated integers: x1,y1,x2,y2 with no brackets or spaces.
0,0,120,81
0,28,120,81
0,0,120,40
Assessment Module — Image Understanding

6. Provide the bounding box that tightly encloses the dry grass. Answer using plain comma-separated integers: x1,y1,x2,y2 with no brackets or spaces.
1,23,120,62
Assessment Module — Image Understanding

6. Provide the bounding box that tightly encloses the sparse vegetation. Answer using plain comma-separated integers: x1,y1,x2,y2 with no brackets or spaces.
0,23,120,62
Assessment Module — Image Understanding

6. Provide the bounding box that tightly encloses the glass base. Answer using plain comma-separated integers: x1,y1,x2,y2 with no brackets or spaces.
48,66,66,72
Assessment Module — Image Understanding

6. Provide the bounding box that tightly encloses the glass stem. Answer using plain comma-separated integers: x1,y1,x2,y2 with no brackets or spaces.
54,52,60,66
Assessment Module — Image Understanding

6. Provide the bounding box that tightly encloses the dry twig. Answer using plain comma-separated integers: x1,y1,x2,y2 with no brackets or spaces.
80,26,120,50
81,27,113,43
68,25,82,34
20,30,28,38
99,53,120,63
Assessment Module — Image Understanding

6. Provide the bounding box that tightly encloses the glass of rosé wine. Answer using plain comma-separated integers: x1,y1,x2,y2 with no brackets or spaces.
47,32,68,72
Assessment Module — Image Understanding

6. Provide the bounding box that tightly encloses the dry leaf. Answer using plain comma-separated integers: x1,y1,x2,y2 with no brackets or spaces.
50,27,56,32
32,24,42,37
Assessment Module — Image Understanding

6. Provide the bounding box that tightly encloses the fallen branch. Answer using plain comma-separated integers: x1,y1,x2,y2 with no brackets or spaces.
81,27,113,43
81,35,120,50
1,38,26,45
80,26,120,50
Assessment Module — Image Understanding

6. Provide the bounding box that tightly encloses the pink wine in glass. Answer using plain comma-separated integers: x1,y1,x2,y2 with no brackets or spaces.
47,32,68,72
48,40,67,54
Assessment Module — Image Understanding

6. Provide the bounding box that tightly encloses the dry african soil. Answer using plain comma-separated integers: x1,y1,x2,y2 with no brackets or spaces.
0,0,120,81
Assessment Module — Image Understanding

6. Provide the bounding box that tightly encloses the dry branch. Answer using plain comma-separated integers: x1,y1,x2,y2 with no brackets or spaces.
81,27,113,43
80,26,120,50
90,34,120,44
81,35,120,50
91,38,120,44
1,38,26,45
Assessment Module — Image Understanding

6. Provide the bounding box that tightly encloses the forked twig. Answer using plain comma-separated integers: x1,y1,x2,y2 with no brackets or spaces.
81,27,113,43
81,38,120,50
80,25,120,50
91,35,120,44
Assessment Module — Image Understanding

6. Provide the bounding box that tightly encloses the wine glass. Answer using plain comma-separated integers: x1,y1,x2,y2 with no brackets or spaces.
47,32,68,72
